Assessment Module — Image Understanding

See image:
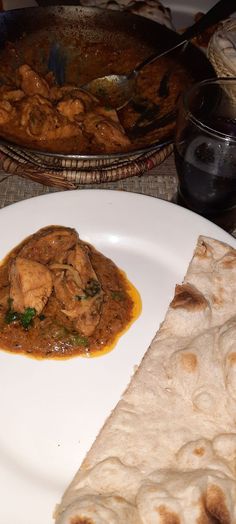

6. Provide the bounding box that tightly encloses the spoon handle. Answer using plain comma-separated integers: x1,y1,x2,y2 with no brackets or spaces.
182,0,235,41
134,0,236,74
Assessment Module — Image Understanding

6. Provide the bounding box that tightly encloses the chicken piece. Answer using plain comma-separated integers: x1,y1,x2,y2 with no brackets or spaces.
68,292,103,337
0,85,25,102
83,111,130,151
67,243,99,286
0,100,16,125
50,85,77,101
19,226,78,265
9,257,53,315
18,94,79,139
50,85,98,105
68,88,99,108
18,64,50,98
19,94,53,127
52,243,103,336
57,97,85,121
56,88,101,122
95,105,120,123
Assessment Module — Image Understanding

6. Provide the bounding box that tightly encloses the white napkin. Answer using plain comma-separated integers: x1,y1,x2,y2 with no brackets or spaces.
209,19,236,76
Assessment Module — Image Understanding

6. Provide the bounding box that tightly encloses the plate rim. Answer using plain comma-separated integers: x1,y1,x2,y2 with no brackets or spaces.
0,189,235,524
0,188,235,244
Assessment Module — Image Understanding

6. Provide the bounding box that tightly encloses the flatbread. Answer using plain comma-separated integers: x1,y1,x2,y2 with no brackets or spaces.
54,235,236,523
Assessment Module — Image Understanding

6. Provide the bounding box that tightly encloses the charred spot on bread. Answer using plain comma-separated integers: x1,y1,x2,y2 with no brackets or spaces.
71,518,93,524
170,283,208,311
180,352,198,372
206,485,231,524
220,252,236,269
157,505,181,524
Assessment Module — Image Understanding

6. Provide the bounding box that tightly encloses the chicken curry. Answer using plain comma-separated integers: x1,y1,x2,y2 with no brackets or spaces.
0,64,132,155
0,3,214,155
0,226,141,359
0,40,191,154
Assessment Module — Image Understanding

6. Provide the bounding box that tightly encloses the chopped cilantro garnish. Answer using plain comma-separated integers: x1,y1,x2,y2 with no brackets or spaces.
75,279,101,301
5,309,21,324
84,279,101,297
111,290,125,301
21,308,36,329
5,305,36,329
70,333,89,347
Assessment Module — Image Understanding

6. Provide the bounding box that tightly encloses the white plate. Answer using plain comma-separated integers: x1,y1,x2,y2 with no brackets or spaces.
0,189,235,524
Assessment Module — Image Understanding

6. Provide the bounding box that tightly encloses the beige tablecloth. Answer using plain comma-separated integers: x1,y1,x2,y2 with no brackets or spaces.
0,152,235,238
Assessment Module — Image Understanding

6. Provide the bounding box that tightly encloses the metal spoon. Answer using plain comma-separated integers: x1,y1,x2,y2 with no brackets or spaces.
82,0,235,109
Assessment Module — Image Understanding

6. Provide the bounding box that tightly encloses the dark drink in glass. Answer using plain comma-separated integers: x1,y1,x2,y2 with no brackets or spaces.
174,79,236,218
174,142,236,216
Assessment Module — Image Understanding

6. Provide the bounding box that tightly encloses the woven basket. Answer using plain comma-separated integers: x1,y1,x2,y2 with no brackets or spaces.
208,18,236,103
0,143,173,188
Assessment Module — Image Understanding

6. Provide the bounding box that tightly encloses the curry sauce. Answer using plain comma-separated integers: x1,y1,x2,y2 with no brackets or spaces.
0,226,141,359
0,30,191,154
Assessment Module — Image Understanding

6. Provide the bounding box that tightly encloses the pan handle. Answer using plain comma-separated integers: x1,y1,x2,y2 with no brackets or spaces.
182,0,235,42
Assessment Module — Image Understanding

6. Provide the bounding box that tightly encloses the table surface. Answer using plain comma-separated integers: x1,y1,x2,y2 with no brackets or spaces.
0,152,235,238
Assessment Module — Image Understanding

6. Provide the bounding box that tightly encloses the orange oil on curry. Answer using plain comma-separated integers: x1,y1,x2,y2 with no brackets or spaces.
88,269,142,359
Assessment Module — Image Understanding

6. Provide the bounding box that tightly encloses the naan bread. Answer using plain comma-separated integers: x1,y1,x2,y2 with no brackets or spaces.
55,236,236,524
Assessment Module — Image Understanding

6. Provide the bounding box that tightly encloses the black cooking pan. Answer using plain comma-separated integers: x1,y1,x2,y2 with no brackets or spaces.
0,4,215,162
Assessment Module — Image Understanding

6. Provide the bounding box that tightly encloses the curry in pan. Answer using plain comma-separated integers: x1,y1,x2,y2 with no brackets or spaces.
0,5,200,155
0,64,131,154
0,54,189,155
0,226,141,358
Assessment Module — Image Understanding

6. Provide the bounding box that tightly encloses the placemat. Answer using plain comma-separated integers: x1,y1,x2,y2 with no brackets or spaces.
0,152,178,205
0,153,235,238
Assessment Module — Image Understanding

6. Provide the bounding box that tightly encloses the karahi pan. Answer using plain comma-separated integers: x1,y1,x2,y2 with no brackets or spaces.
0,4,215,183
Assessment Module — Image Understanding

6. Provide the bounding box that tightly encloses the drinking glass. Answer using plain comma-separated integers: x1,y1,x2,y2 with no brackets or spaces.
174,78,236,220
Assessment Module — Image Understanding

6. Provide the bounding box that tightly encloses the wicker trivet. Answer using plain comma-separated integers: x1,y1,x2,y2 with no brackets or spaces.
0,144,173,189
